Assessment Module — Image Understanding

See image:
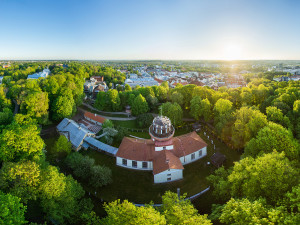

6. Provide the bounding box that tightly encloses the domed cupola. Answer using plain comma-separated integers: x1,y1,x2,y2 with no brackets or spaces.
149,116,175,141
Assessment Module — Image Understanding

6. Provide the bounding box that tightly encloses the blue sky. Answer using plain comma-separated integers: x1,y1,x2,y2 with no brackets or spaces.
1,0,300,60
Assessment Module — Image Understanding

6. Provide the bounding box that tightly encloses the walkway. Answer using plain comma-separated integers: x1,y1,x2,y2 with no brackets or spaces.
84,136,118,155
79,105,136,121
134,186,210,207
13,99,19,115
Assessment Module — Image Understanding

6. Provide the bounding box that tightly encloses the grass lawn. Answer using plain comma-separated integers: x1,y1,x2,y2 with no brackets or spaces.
42,122,241,216
83,126,240,215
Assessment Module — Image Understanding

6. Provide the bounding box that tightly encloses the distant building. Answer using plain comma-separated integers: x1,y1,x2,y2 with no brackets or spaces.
84,76,108,95
116,116,207,183
124,77,158,88
27,68,50,79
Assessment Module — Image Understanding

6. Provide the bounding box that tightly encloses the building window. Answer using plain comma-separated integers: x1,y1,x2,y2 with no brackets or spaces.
142,162,147,169
199,150,202,157
167,177,171,181
191,153,195,160
132,161,137,168
122,159,127,166
167,174,171,176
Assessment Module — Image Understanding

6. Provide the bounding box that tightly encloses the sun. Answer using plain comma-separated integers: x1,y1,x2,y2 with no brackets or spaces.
222,43,243,60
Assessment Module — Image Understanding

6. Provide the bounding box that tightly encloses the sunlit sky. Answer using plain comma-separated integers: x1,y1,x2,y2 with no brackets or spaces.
1,0,300,60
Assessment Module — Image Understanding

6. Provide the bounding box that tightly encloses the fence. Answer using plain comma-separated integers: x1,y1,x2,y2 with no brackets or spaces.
134,186,210,207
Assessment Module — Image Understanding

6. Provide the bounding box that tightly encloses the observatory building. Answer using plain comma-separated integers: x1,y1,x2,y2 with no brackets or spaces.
116,116,207,183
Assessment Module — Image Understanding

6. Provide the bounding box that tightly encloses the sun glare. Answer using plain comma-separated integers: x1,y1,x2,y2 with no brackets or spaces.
222,43,243,60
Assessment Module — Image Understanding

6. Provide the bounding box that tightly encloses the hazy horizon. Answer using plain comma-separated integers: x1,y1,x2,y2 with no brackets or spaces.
1,0,300,60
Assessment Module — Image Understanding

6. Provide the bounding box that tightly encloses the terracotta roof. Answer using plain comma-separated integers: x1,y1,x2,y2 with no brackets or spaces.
84,111,106,124
117,132,207,161
155,139,173,147
172,132,207,157
116,137,155,161
153,151,184,175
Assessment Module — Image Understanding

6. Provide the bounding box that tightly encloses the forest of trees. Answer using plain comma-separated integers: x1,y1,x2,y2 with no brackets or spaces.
0,61,299,224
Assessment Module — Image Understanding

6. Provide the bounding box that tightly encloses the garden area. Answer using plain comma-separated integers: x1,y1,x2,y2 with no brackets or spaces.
42,115,241,217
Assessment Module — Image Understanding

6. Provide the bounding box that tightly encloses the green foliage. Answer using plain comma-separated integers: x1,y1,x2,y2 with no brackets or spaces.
102,200,166,225
0,191,27,225
190,96,212,121
161,191,212,225
266,106,291,129
231,106,268,149
21,91,49,124
0,161,41,203
171,91,184,106
103,127,118,145
136,113,154,128
52,135,72,158
102,119,114,129
39,165,93,224
0,122,44,162
220,198,288,225
161,102,183,126
228,151,298,204
0,107,13,126
65,152,112,188
51,94,75,121
244,122,299,161
131,94,149,116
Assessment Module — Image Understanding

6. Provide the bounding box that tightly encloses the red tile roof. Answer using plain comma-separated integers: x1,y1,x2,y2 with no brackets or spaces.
117,132,207,170
153,150,184,175
84,111,106,124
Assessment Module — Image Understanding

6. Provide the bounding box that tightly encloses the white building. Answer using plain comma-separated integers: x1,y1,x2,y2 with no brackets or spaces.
116,116,207,183
27,68,50,79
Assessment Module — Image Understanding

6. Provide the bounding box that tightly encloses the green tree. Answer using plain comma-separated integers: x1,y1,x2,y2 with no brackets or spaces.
266,106,291,129
0,122,44,162
125,84,132,91
21,91,49,124
52,94,75,121
131,94,149,116
52,135,72,158
231,107,268,149
0,191,27,225
171,92,184,106
107,89,121,111
244,122,299,161
161,191,212,225
228,151,298,204
102,119,114,129
136,113,154,128
0,161,40,203
89,165,112,189
161,102,183,126
102,200,166,225
220,198,287,225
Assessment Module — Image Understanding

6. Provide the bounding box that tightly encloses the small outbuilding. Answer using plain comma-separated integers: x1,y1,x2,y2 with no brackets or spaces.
210,152,226,168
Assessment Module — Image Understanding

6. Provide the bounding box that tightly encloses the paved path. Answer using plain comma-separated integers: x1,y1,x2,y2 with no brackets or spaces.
82,102,133,116
78,107,137,121
13,99,19,115
134,186,210,207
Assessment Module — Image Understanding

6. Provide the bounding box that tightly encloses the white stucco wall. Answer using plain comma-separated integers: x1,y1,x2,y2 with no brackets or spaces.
180,146,207,165
154,169,183,183
155,145,174,151
116,157,153,170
